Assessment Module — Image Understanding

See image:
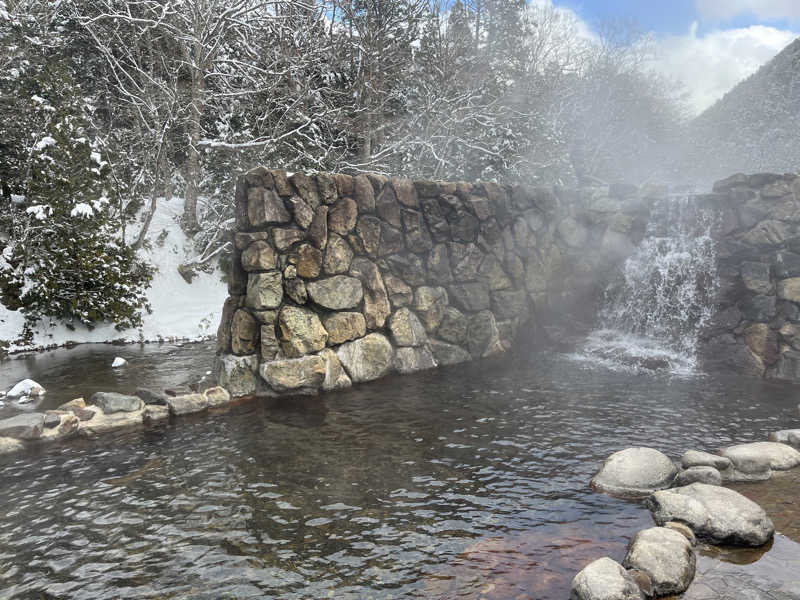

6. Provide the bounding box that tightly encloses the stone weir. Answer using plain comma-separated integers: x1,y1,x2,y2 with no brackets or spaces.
698,172,800,382
215,168,656,398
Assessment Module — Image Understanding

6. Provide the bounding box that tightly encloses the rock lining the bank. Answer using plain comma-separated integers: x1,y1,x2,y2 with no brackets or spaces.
0,385,236,456
575,423,800,599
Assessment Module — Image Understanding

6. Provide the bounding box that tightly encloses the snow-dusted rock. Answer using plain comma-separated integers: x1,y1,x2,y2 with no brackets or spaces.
647,482,774,546
591,447,678,497
111,357,127,368
570,557,644,600
623,527,696,596
6,379,45,398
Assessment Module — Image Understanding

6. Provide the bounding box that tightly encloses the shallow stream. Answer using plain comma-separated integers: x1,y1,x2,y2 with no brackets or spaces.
1,345,799,599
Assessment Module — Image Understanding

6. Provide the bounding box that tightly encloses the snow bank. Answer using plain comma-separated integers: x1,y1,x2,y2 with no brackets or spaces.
0,196,228,353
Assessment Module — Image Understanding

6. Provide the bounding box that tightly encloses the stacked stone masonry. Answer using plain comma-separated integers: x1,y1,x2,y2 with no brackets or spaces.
216,168,653,397
699,172,800,381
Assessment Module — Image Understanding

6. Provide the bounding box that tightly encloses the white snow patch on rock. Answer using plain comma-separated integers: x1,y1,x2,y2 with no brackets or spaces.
7,379,46,398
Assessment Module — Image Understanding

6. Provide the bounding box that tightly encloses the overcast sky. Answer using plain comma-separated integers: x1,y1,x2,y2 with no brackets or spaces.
553,0,800,114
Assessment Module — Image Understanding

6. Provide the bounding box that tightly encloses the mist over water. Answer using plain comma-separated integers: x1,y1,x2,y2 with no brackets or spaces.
574,196,719,375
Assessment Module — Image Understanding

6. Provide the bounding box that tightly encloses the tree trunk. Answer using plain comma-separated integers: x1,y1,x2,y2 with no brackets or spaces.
182,43,204,235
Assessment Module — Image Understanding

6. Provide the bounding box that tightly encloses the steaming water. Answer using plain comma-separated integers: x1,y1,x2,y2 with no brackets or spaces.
574,197,718,375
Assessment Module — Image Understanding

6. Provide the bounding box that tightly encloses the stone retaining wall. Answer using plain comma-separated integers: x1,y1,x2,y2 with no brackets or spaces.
699,172,800,380
215,168,654,397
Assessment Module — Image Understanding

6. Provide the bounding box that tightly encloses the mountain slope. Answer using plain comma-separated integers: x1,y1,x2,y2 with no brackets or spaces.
685,37,800,184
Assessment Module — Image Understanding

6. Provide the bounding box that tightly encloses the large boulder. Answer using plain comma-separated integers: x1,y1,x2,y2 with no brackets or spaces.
166,394,208,416
230,309,259,355
89,392,144,414
570,557,644,600
307,276,364,310
246,271,283,310
389,308,427,347
674,466,722,487
203,387,231,408
413,286,448,332
680,450,732,471
466,310,504,358
0,413,45,439
349,258,391,329
247,187,290,226
591,448,678,497
768,429,800,445
437,307,468,345
394,346,437,374
336,333,394,383
323,234,354,274
622,527,695,596
217,354,259,397
720,441,800,472
646,482,774,546
241,241,277,271
278,306,328,357
260,356,326,393
323,312,366,345
428,339,472,366
317,349,352,391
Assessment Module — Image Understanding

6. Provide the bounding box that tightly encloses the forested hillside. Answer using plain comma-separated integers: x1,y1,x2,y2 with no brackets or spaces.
686,37,800,184
0,0,685,336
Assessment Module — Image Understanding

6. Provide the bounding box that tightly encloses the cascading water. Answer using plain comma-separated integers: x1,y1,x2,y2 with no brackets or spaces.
574,196,718,375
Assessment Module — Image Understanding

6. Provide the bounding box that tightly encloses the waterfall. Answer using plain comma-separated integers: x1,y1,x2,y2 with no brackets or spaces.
574,196,718,375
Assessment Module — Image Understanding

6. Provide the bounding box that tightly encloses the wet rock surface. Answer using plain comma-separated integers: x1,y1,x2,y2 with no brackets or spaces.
721,441,800,471
622,526,696,596
647,483,775,546
674,466,723,487
89,392,144,414
570,557,644,600
591,447,678,497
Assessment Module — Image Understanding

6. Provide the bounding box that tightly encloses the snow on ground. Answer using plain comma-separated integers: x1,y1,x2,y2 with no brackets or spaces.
0,197,228,353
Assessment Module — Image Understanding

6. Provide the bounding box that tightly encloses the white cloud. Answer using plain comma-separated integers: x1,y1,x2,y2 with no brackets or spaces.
651,24,798,114
695,0,800,22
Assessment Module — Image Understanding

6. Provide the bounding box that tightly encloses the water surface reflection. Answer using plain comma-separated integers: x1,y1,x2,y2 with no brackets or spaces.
0,350,798,599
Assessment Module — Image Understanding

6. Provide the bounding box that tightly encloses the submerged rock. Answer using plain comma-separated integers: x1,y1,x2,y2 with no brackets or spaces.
623,527,696,596
135,388,169,406
591,447,678,497
0,413,45,439
647,482,774,546
570,557,644,600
